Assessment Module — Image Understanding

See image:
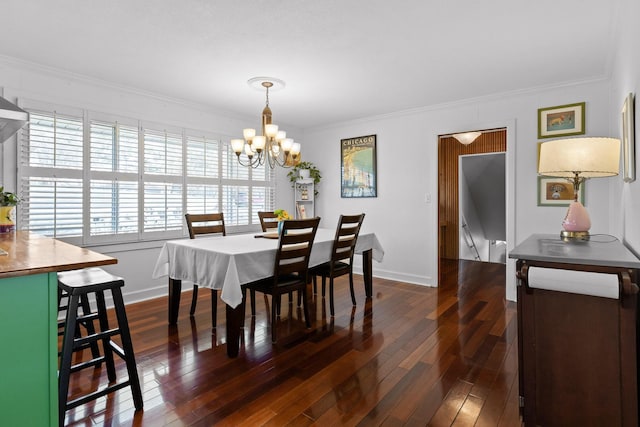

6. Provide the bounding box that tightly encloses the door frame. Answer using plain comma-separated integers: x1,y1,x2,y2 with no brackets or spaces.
433,120,516,301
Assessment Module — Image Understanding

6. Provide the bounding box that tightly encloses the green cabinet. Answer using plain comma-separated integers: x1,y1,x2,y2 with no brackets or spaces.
0,272,58,425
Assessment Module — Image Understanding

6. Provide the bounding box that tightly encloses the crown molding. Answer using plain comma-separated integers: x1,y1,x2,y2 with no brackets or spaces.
306,75,610,133
0,54,253,123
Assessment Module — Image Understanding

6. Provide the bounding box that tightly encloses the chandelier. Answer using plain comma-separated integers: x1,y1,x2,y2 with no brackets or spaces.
231,78,301,168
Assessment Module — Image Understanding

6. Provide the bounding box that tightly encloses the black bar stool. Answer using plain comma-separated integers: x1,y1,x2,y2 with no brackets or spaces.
57,267,143,426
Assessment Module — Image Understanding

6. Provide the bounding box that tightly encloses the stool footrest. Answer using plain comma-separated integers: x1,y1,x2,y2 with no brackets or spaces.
70,356,106,373
59,341,101,357
66,380,133,410
76,312,100,323
72,328,120,349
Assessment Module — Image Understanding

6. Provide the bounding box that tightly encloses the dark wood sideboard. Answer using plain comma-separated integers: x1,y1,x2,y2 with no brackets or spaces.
510,234,640,426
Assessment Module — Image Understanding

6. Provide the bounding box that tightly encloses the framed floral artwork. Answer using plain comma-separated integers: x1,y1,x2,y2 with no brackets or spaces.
537,176,585,207
538,102,585,139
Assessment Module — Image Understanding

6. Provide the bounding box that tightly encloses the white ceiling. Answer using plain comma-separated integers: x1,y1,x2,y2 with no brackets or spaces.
0,0,619,128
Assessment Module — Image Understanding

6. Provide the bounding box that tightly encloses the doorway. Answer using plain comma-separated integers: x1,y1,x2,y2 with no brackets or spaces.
437,129,507,269
459,152,506,263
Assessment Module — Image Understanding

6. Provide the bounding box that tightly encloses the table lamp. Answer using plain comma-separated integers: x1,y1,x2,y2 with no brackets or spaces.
538,137,620,240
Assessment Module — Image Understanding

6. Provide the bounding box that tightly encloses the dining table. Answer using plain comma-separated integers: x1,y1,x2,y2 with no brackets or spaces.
152,228,384,357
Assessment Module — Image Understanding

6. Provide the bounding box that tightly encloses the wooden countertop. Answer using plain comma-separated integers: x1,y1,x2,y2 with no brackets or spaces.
0,231,116,279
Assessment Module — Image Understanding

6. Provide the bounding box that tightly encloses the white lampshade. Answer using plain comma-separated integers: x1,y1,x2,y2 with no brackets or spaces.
244,144,254,156
252,135,266,150
291,142,301,155
231,139,245,154
281,138,293,152
243,128,256,140
453,131,482,145
538,137,620,178
265,124,279,138
276,130,286,142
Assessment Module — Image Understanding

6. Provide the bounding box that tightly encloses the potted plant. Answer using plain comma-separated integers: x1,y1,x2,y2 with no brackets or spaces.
287,161,321,196
0,186,19,233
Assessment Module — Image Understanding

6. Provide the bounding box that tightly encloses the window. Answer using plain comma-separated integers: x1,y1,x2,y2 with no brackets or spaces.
19,110,84,238
142,129,183,236
17,100,276,244
89,121,139,239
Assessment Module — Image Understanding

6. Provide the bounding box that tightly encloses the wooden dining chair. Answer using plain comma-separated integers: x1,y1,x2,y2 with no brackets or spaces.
258,211,278,232
257,210,296,306
185,213,225,327
243,217,320,343
310,214,365,316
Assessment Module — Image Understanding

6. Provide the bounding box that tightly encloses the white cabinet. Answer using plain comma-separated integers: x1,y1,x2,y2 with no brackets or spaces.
294,179,314,219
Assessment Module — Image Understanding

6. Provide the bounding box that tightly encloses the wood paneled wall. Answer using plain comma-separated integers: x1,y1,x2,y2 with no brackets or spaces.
438,130,507,260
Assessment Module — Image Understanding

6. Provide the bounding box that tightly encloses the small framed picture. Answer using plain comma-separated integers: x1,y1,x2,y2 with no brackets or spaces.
622,93,635,183
538,102,586,139
537,176,585,207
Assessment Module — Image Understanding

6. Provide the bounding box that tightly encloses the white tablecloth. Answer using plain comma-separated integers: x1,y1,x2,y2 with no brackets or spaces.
152,228,384,308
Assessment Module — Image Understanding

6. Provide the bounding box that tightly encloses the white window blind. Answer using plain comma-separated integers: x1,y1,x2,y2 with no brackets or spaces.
222,185,249,226
90,180,138,236
142,128,183,236
17,101,275,244
186,135,219,179
186,184,220,214
89,121,139,241
251,185,275,222
143,182,183,232
90,121,138,173
144,129,182,176
20,111,84,238
185,135,220,215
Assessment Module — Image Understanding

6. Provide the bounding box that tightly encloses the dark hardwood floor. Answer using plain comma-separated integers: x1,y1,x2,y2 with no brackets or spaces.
63,259,520,426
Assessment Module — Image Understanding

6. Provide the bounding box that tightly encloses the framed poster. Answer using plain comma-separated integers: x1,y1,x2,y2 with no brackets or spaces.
341,134,377,198
622,92,635,183
538,102,585,139
537,176,585,207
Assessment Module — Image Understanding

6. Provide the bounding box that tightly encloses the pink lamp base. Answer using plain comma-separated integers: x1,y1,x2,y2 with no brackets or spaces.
561,201,591,239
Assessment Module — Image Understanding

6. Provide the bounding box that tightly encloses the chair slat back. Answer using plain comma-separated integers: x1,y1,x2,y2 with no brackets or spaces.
185,213,226,239
258,211,278,232
273,218,320,279
331,214,365,264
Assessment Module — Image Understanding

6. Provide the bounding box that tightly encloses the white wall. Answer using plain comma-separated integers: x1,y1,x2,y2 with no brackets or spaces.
609,0,640,256
302,79,614,301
